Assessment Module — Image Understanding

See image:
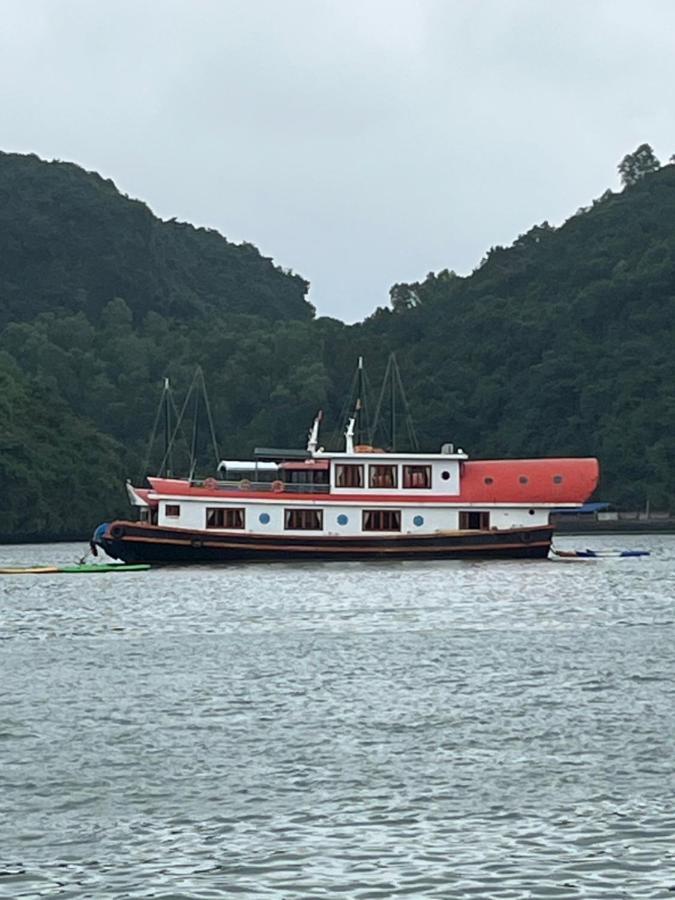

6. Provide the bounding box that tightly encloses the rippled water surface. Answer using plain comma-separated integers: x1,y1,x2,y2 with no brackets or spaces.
2,536,675,898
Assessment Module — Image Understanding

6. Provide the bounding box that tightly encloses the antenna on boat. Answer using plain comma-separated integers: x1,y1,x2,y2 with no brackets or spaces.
345,416,355,454
355,355,368,445
307,410,323,455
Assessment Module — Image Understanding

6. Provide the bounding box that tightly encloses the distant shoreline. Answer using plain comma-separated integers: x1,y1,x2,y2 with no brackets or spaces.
0,535,91,546
552,518,675,534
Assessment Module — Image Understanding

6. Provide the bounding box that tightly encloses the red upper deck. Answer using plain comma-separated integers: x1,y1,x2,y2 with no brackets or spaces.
146,457,598,505
457,457,599,504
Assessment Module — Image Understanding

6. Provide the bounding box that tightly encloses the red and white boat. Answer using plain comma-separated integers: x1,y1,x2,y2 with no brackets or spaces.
92,410,599,564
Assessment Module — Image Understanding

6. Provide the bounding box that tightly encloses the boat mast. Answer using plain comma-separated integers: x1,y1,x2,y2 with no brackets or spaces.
355,355,364,446
189,377,200,481
390,360,396,452
164,378,172,477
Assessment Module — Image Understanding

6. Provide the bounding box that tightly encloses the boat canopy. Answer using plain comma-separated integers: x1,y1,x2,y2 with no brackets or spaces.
217,460,279,472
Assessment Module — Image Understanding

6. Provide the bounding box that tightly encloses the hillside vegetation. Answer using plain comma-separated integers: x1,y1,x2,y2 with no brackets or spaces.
1,147,674,539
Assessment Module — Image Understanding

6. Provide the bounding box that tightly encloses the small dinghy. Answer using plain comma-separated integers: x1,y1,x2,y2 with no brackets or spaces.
0,563,150,575
551,548,650,560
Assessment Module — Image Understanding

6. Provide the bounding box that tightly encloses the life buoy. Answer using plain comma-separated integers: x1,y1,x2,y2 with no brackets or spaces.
239,479,251,491
204,477,217,490
110,523,125,540
272,480,284,493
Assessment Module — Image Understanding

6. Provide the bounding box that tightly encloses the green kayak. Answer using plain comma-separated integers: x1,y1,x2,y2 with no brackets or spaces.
0,563,150,575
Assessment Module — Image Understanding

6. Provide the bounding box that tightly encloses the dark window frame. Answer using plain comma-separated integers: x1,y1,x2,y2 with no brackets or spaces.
286,469,329,485
402,465,432,489
369,465,398,489
165,504,181,517
284,508,323,530
335,463,364,488
459,511,490,530
362,509,402,532
206,507,245,529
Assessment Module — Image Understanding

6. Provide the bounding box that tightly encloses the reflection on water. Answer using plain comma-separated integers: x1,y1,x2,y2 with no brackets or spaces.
1,536,674,898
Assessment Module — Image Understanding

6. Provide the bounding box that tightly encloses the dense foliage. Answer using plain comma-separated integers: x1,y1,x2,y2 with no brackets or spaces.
1,146,674,539
0,151,312,327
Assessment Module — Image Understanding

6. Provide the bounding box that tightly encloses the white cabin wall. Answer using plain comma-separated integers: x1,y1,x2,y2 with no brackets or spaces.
430,460,461,495
157,498,550,534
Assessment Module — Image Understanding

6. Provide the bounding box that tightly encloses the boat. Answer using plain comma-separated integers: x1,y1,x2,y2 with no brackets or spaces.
91,381,600,563
551,548,650,559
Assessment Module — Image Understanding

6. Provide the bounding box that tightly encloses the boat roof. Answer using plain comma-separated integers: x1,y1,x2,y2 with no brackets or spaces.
313,450,469,461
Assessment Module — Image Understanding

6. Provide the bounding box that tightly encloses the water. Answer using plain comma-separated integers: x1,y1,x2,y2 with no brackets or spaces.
1,535,674,898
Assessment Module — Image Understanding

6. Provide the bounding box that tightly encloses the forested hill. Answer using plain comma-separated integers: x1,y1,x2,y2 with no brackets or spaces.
1,146,675,540
0,151,312,326
355,159,675,510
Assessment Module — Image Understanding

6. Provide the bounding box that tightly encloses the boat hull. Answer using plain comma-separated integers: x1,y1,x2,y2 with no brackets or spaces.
94,521,553,563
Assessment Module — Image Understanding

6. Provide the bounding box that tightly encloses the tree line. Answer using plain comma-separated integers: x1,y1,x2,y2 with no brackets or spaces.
1,145,674,539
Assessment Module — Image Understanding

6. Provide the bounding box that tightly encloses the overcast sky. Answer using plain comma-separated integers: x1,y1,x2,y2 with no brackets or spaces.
2,0,675,321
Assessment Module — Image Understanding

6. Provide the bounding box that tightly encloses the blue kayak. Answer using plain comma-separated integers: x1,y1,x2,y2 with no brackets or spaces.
552,548,650,559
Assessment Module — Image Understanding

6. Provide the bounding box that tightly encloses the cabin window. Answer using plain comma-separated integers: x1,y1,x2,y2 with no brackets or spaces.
459,511,490,530
206,507,245,529
284,508,323,530
165,504,181,517
402,465,432,489
284,469,329,485
369,465,398,489
335,464,364,488
363,509,401,531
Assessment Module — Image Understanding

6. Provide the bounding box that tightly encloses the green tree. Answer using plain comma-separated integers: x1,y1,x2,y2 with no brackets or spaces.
618,143,661,186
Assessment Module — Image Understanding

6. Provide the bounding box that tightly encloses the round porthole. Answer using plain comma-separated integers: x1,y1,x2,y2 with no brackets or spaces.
441,470,451,481
337,514,348,526
519,475,529,484
553,475,563,484
413,515,424,527
259,513,270,525
528,508,535,516
484,476,494,485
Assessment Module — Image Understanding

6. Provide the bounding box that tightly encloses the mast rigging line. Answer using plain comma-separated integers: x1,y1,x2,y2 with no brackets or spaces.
140,368,220,482
371,353,419,452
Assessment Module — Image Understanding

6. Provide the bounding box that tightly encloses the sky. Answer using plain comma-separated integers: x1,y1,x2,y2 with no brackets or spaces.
2,0,675,322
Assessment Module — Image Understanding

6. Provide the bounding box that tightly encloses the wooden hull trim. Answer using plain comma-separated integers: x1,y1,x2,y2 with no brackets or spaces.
95,521,553,563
